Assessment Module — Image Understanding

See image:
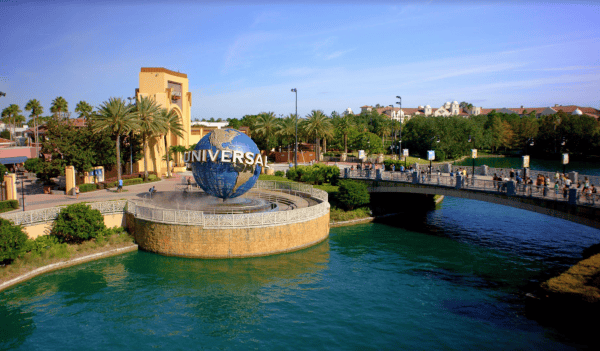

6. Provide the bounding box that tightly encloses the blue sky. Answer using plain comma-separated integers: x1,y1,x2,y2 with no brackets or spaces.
0,1,599,121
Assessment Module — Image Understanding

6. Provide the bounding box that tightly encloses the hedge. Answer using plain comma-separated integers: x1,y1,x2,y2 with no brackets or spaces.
0,200,19,212
0,218,29,263
78,183,99,193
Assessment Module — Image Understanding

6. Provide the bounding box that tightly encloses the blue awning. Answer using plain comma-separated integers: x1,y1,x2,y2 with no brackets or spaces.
0,156,28,165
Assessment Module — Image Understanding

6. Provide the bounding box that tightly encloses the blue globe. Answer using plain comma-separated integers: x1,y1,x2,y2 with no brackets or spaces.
191,128,262,199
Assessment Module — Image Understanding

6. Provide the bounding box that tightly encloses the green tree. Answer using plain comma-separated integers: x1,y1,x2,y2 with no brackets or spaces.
75,100,94,120
0,218,28,264
1,104,25,141
253,112,280,153
278,114,298,160
160,108,185,177
134,96,164,181
50,96,68,119
334,114,356,154
302,110,331,160
337,180,370,210
227,118,242,130
51,203,106,243
25,99,43,156
93,97,138,182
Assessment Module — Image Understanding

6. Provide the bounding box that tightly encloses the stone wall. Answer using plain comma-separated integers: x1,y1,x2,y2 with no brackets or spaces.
127,212,330,258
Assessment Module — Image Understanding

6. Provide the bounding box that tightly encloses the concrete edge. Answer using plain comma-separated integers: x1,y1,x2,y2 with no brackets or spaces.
0,244,138,293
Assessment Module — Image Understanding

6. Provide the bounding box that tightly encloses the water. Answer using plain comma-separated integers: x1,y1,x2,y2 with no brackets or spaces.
2,197,600,350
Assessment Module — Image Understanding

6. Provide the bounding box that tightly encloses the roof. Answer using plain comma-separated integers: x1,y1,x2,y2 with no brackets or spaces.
0,156,28,164
141,67,187,78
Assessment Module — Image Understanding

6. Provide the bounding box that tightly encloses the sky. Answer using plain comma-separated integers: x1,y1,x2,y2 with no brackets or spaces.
0,0,599,121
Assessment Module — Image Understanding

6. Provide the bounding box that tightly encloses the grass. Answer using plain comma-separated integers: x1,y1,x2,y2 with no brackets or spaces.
314,184,339,193
258,174,296,182
330,207,371,222
0,229,135,283
542,253,600,303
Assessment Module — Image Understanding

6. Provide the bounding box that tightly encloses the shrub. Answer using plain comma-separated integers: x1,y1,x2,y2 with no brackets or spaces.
0,200,19,212
51,203,106,243
337,180,370,210
0,218,29,263
275,170,285,177
0,163,7,175
78,183,98,193
23,235,62,256
24,158,43,173
148,174,158,181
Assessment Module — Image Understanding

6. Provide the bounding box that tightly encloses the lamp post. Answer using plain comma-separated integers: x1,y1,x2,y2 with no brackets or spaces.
429,136,440,174
128,96,136,174
17,169,25,211
291,88,298,168
561,137,567,174
468,135,475,176
396,96,402,160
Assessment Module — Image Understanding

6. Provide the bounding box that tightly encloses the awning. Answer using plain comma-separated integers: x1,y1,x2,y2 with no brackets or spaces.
0,156,28,165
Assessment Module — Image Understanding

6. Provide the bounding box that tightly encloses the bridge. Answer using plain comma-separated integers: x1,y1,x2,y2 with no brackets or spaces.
344,169,600,230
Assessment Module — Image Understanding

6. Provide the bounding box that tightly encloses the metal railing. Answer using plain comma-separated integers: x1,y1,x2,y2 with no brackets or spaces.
0,200,128,226
346,169,600,208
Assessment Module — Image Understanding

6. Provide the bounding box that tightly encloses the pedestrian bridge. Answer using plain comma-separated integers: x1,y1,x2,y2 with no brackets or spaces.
345,169,600,230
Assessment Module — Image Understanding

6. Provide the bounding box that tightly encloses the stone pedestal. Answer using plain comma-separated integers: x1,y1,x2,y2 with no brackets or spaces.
376,154,384,164
341,153,347,162
65,166,76,196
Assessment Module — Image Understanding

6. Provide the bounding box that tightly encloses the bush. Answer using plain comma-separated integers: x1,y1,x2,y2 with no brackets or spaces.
0,200,19,212
78,183,99,193
287,164,339,185
275,170,285,177
0,218,29,263
51,203,106,243
148,174,158,181
24,158,43,173
0,163,7,175
337,180,370,210
22,235,62,256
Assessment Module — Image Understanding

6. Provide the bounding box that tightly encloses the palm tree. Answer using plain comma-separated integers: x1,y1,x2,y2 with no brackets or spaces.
278,114,297,161
254,111,280,153
25,99,43,156
50,96,68,119
303,110,331,161
93,98,138,182
335,114,355,154
1,104,24,141
134,96,164,181
159,108,185,177
75,101,94,121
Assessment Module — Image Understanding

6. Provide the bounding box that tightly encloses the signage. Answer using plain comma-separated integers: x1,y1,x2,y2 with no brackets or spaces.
427,150,435,161
471,149,477,159
522,155,530,168
183,149,269,168
403,149,409,157
358,150,365,159
562,153,569,165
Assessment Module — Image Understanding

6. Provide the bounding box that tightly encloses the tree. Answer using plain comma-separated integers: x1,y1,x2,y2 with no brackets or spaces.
278,114,297,160
160,108,185,177
302,110,331,160
1,104,24,141
0,218,28,264
25,99,43,156
227,118,242,130
337,180,370,210
134,96,164,181
253,112,280,153
50,96,68,119
75,100,94,121
51,203,106,243
334,114,356,154
93,97,138,182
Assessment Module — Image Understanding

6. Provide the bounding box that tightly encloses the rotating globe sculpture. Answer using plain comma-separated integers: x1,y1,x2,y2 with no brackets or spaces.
189,128,264,200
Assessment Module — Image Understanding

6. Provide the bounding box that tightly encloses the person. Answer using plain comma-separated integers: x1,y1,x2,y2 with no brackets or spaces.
554,182,559,195
400,165,405,172
565,177,572,188
187,177,192,191
510,169,515,179
391,164,395,172
75,186,80,199
117,179,123,193
149,186,156,197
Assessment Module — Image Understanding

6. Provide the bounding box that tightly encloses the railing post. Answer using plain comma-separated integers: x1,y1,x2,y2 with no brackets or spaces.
455,174,462,189
506,181,516,196
568,188,578,205
412,171,419,184
344,168,349,179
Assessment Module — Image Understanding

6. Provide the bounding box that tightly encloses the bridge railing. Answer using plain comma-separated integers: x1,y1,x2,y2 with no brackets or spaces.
347,169,600,208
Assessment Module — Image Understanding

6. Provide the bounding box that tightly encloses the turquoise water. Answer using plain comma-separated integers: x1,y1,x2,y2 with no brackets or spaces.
2,197,600,350
454,156,600,176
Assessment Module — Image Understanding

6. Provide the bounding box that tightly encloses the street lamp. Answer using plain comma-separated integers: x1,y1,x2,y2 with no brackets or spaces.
291,88,298,168
468,135,475,176
17,169,25,211
128,96,136,174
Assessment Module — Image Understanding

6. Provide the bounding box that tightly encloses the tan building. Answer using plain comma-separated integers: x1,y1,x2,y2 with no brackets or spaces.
135,67,192,176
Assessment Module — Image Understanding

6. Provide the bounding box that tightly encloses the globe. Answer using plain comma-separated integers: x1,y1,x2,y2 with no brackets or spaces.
191,128,262,200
